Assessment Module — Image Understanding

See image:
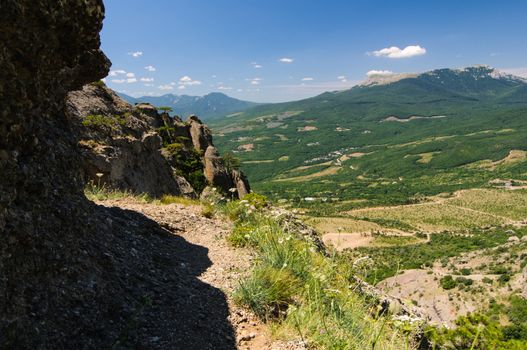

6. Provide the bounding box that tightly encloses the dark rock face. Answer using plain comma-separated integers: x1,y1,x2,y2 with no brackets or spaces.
0,1,236,348
0,0,109,233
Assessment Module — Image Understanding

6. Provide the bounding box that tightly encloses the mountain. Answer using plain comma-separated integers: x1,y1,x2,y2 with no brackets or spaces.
210,66,527,212
118,92,259,120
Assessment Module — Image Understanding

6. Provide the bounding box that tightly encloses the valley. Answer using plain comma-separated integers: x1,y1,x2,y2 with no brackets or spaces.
210,66,527,346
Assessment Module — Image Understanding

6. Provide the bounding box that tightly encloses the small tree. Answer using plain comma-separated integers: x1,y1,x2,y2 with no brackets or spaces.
222,152,241,172
157,106,173,113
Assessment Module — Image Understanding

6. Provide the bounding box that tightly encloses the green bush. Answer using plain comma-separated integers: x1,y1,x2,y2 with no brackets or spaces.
82,114,127,131
440,275,457,290
234,265,300,319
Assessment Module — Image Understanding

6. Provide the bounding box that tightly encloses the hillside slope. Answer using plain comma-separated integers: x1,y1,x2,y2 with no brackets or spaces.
210,66,527,212
119,92,259,120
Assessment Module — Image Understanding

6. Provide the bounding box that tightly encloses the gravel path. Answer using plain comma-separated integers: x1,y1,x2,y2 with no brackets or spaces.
99,198,305,349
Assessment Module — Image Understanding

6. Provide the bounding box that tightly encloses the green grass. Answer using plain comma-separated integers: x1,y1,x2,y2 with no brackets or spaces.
84,181,154,202
221,196,423,349
208,68,527,216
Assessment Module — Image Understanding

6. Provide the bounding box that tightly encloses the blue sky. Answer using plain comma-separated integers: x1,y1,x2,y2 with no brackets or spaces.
101,0,527,102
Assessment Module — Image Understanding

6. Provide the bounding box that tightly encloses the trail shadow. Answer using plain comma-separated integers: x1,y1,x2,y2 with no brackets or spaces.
88,204,237,349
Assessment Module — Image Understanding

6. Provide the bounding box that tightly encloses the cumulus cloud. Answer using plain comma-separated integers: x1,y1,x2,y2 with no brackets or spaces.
218,86,233,90
144,83,154,87
128,51,143,58
366,70,395,77
500,67,527,78
126,72,135,78
111,79,126,84
279,57,294,63
109,69,126,76
251,62,263,68
370,45,426,59
178,85,185,90
249,77,262,85
158,84,174,90
126,78,137,83
178,75,201,86
140,77,154,82
337,75,347,82
144,65,156,72
301,77,314,81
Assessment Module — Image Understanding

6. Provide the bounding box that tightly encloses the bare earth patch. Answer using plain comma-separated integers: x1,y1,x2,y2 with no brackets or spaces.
297,125,318,132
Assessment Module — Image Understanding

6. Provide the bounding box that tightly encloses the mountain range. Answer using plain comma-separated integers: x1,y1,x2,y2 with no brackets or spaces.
118,91,259,120
209,65,527,211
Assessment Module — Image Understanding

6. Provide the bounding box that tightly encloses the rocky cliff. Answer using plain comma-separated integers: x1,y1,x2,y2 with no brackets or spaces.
66,83,250,199
0,1,236,348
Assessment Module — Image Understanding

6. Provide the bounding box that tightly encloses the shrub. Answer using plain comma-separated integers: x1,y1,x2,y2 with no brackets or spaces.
460,268,472,275
201,204,215,218
82,114,126,131
227,225,255,247
222,151,241,172
440,275,457,290
241,193,268,209
234,265,300,319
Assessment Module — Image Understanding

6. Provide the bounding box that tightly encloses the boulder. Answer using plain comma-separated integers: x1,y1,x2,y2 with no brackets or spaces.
232,169,251,198
188,115,213,153
203,146,234,192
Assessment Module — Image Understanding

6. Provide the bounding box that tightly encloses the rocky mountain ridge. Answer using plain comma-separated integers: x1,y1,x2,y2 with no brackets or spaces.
119,91,259,120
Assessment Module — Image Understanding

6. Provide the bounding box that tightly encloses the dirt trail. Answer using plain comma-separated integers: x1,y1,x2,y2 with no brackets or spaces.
99,198,304,350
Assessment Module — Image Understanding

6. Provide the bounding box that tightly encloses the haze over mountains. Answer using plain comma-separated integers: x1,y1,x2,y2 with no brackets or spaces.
118,91,259,120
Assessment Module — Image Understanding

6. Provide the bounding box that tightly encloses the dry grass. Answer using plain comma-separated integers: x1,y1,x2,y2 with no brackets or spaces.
273,166,341,182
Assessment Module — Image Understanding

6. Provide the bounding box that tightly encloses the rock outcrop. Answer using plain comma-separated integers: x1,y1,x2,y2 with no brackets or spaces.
0,1,236,348
66,83,250,198
204,146,235,190
66,83,191,197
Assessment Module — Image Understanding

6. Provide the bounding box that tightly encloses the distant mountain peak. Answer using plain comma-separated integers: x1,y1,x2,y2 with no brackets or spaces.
118,91,258,120
359,65,526,88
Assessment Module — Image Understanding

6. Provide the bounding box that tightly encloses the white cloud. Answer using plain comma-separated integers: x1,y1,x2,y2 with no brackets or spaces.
251,62,263,68
109,69,126,76
144,65,156,72
126,72,135,78
178,85,186,90
337,75,347,82
370,45,426,59
500,67,527,78
140,77,154,82
218,86,233,90
237,89,243,92
178,75,201,86
366,70,394,77
128,51,143,58
126,78,137,83
212,75,217,78
158,84,174,90
301,77,314,81
249,77,262,85
279,57,294,63
144,83,154,87
111,79,126,84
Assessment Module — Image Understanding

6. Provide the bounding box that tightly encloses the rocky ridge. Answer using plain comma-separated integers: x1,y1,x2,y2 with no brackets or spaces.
66,83,250,199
